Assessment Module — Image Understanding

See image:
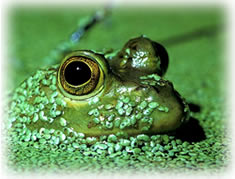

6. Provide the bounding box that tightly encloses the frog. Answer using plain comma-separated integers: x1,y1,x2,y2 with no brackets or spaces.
7,36,190,148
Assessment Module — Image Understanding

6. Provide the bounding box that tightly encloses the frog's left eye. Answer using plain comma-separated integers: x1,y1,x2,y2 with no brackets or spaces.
58,50,108,100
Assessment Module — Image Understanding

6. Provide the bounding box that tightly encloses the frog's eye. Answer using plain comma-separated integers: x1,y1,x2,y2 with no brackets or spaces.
58,50,107,99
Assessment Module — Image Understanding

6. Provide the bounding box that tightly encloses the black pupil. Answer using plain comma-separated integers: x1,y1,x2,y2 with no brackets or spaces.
64,61,91,86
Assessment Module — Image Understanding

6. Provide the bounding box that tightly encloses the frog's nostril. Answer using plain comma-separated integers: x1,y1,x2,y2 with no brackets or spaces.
131,44,137,50
119,54,124,59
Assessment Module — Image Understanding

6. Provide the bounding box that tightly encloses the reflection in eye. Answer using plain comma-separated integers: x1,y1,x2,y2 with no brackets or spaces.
59,56,101,96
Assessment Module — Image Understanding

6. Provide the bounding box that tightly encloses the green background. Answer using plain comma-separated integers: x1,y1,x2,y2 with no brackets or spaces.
7,5,229,173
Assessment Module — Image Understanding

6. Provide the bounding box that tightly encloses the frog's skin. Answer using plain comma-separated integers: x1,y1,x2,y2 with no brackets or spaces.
8,36,189,147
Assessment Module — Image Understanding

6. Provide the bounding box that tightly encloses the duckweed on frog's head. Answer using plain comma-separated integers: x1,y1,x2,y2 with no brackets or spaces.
8,36,189,148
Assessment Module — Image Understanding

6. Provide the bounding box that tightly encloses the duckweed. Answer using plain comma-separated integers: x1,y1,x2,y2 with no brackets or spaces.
93,117,100,124
85,93,170,131
60,118,67,127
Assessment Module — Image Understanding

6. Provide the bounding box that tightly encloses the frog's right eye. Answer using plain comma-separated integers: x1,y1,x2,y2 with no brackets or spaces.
58,50,108,100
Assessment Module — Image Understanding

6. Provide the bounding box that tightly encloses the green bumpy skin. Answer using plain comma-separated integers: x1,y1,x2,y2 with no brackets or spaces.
8,36,189,148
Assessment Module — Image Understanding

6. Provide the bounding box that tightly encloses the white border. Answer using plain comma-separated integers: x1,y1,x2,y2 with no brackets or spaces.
1,0,234,179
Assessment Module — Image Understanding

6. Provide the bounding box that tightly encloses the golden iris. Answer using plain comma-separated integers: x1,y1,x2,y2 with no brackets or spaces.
58,51,105,99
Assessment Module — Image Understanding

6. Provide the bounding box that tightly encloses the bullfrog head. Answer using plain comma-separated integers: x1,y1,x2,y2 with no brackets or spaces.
8,36,189,145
